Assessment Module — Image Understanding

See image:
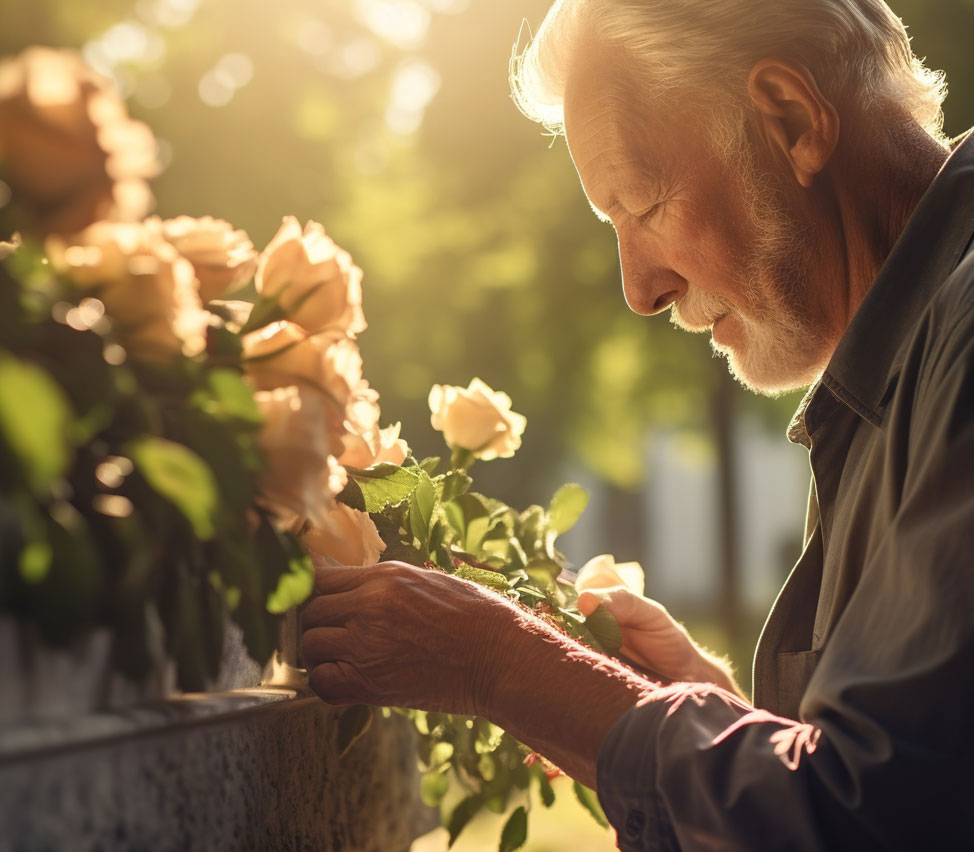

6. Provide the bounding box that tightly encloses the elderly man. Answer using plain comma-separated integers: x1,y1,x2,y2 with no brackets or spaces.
302,0,973,848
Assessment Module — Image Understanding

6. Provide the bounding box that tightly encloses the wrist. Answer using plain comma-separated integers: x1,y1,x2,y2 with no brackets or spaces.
482,610,652,786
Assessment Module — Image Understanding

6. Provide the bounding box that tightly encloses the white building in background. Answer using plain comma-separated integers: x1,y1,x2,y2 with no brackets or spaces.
561,417,810,615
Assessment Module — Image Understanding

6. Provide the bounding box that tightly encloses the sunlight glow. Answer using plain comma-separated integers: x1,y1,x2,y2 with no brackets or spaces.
216,53,254,88
296,19,334,57
320,38,382,79
198,69,234,106
355,0,431,51
135,0,201,29
385,59,440,135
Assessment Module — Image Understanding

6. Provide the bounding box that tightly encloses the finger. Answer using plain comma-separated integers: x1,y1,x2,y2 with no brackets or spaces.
313,563,370,594
302,590,360,629
313,560,417,594
579,587,639,621
308,660,367,706
577,590,604,617
301,626,355,668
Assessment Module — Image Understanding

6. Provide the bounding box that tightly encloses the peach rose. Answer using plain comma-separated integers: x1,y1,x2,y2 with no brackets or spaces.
0,47,158,236
149,215,257,304
428,378,526,461
47,220,208,359
574,554,645,616
255,216,366,336
243,322,354,390
302,504,386,566
339,421,410,470
254,384,349,531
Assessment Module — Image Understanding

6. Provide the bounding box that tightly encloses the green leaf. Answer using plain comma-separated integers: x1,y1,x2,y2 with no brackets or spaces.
266,553,314,613
548,483,589,535
418,456,441,475
0,353,73,493
206,368,262,424
537,770,556,808
164,562,208,692
498,806,528,852
572,781,609,828
336,704,373,758
18,538,52,583
443,492,491,553
440,470,472,503
420,770,450,807
447,794,484,847
128,436,219,540
340,463,420,513
12,508,104,645
584,605,624,656
430,741,455,767
516,505,547,556
409,472,437,553
477,752,496,781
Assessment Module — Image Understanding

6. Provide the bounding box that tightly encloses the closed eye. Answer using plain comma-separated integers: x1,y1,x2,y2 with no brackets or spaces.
636,202,664,223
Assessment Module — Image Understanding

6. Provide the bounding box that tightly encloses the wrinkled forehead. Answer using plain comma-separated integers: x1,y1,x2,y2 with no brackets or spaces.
564,57,665,196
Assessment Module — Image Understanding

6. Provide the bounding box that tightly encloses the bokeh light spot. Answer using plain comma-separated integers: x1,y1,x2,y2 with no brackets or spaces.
386,60,440,135
198,67,236,107
355,0,430,50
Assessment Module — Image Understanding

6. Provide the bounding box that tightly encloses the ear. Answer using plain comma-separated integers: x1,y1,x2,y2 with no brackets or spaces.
746,60,839,188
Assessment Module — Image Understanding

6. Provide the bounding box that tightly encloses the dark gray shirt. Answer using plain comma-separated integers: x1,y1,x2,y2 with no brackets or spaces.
597,132,974,851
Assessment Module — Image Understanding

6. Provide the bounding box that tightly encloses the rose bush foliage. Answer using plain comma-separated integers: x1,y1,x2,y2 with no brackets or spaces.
0,44,627,851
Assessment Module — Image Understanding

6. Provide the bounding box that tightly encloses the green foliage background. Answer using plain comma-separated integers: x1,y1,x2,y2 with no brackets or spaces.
2,0,969,508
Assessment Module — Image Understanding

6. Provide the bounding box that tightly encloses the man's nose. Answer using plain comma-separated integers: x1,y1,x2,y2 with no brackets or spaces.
618,239,686,316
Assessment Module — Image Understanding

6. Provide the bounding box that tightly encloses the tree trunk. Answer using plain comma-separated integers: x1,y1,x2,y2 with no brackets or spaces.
711,362,742,649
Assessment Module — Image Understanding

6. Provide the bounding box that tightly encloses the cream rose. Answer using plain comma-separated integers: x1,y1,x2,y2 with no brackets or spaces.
428,378,527,461
302,504,386,566
254,384,349,531
0,47,158,236
574,554,645,616
243,322,372,458
47,220,209,359
255,216,366,336
339,422,410,470
149,215,257,304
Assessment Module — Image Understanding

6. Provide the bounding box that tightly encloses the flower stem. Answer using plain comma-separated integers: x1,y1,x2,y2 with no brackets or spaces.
450,446,476,472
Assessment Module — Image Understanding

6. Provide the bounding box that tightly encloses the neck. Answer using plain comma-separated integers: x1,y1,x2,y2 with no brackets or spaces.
817,113,949,348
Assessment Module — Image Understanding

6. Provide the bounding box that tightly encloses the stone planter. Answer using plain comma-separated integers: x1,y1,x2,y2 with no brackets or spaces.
0,610,434,851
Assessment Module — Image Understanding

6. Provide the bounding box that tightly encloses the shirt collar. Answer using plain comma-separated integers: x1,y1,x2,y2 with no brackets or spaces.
789,129,974,444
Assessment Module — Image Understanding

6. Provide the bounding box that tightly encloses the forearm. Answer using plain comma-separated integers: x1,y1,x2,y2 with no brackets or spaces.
478,611,658,789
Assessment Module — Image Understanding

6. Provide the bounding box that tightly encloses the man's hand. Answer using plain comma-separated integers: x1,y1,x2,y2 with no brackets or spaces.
576,586,742,696
300,560,521,715
301,559,657,788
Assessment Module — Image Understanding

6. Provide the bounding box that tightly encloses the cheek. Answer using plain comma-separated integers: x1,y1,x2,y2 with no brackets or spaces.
665,210,746,296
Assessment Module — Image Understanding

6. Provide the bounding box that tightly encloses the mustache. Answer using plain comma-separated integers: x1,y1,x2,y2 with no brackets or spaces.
670,288,735,332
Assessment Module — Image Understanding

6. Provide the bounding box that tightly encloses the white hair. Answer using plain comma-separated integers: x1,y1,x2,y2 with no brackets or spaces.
510,0,947,142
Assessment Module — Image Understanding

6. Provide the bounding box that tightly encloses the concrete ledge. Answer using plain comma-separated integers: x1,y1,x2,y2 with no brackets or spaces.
0,688,433,852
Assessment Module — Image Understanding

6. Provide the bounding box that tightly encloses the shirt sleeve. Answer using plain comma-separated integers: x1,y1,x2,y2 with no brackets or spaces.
597,297,974,851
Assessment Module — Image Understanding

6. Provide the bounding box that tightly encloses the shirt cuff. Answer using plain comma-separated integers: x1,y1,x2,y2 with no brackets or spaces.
596,698,681,852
